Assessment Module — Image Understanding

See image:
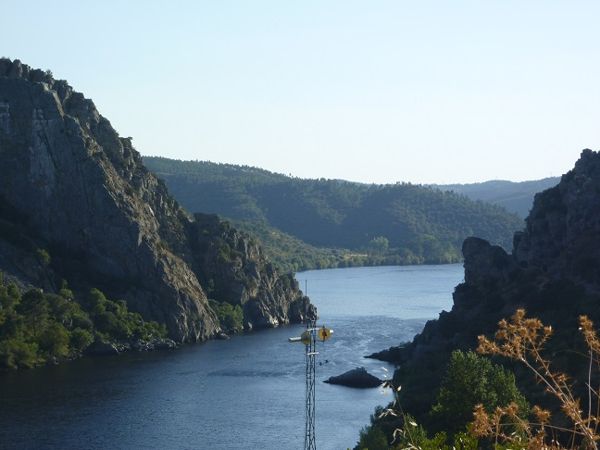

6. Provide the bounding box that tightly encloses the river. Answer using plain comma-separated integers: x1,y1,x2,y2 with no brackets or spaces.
0,264,463,450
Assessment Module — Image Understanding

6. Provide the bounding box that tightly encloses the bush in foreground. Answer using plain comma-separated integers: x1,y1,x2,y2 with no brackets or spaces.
358,309,600,449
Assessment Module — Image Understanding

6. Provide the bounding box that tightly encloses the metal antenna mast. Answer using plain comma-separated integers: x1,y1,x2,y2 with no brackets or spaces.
304,319,317,450
289,320,333,450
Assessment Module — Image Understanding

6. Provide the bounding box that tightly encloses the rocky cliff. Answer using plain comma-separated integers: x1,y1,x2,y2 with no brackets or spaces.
374,149,600,417
0,58,314,342
188,213,312,329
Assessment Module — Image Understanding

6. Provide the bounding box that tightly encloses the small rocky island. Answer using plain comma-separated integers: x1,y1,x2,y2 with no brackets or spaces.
324,367,383,388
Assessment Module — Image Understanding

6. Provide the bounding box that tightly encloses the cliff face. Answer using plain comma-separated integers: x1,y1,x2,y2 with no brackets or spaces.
379,149,600,416
0,58,314,342
514,150,600,285
189,214,312,329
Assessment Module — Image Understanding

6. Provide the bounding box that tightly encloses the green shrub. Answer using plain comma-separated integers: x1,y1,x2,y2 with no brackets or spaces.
367,236,389,255
356,425,388,450
0,338,39,369
0,275,167,370
38,322,70,358
36,248,51,266
70,328,94,353
209,300,244,333
430,350,528,435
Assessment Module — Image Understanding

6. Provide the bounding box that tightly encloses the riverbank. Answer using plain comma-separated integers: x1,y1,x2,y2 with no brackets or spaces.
0,264,462,449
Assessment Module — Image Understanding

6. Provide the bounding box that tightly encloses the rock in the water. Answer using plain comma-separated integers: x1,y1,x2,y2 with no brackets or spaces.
216,332,230,340
324,367,383,388
152,338,178,350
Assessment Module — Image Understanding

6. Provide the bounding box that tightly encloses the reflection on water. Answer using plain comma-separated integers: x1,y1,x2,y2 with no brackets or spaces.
0,264,462,450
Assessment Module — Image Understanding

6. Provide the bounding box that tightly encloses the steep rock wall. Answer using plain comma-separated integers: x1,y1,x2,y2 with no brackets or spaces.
374,149,600,416
0,58,314,341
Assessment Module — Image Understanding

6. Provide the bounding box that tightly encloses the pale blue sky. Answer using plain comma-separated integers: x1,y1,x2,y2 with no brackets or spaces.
2,1,599,183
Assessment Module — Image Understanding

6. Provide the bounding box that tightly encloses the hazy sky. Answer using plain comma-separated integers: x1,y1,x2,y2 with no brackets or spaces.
3,1,600,184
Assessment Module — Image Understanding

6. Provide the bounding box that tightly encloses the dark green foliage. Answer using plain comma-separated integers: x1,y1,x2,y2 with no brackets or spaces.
356,414,480,450
0,339,39,369
231,219,355,272
85,288,167,341
430,351,528,436
144,157,523,271
38,322,70,358
36,248,51,266
69,328,94,352
359,352,524,449
387,416,448,450
0,276,166,370
391,424,479,450
356,425,388,450
209,299,244,333
367,236,389,255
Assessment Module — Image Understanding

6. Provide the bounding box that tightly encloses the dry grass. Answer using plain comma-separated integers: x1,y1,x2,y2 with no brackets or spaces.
473,309,600,449
370,309,600,449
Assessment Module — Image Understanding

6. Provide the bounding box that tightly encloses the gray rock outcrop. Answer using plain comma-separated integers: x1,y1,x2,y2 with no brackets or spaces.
189,213,314,328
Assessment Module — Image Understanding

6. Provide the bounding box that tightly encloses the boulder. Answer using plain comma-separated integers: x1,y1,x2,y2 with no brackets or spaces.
152,338,178,350
215,332,231,340
324,367,383,388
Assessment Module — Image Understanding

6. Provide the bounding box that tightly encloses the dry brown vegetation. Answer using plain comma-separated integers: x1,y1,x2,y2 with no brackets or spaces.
474,309,600,450
362,310,600,450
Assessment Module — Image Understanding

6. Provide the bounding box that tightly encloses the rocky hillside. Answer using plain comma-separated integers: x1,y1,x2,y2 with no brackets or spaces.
373,149,600,421
0,58,314,343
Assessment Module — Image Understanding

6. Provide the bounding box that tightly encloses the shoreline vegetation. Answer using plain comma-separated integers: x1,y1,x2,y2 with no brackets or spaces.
231,219,463,273
0,273,173,370
0,260,461,372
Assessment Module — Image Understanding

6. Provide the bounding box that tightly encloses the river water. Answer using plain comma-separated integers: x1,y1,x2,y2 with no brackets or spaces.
0,264,463,450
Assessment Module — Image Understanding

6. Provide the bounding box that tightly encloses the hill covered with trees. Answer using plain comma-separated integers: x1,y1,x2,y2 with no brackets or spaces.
144,157,524,271
434,177,560,218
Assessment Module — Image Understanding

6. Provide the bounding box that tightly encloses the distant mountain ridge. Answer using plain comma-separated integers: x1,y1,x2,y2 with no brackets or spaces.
144,157,524,271
433,177,560,218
